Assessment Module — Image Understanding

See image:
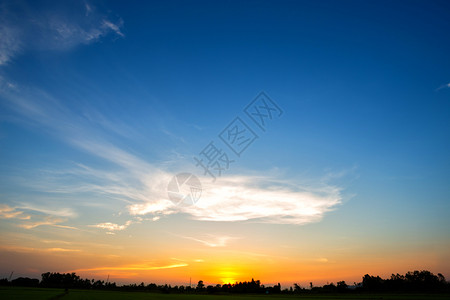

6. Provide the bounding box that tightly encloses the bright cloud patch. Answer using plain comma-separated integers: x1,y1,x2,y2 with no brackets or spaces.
126,175,342,225
90,220,132,231
180,176,341,224
128,200,175,216
179,235,239,247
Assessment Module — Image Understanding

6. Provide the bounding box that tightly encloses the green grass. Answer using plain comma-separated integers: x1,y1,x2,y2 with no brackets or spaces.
1,287,449,300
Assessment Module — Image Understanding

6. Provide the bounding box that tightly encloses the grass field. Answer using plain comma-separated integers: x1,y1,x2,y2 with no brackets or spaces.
1,287,449,300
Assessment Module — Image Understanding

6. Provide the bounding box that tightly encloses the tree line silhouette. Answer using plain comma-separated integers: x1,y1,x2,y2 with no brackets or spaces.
1,270,449,294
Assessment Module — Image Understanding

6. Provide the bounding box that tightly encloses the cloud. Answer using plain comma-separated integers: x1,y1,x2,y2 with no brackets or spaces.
128,201,175,216
179,235,239,247
102,20,124,37
0,24,22,65
0,204,77,229
17,204,76,218
72,263,189,272
90,220,132,231
46,248,81,252
176,176,342,224
0,1,123,65
122,174,342,225
0,62,344,227
0,204,30,220
436,82,450,91
84,2,93,16
18,216,65,229
0,245,80,253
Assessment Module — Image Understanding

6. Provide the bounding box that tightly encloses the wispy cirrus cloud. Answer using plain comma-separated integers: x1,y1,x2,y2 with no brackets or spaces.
178,234,240,247
0,80,344,226
102,20,124,37
71,263,189,272
0,24,21,65
46,247,81,252
0,60,344,228
0,204,77,229
0,245,80,253
18,216,78,230
436,82,450,91
17,203,76,218
0,204,30,220
0,0,123,66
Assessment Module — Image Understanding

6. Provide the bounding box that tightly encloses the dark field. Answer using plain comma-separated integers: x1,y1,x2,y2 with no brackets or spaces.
1,287,450,300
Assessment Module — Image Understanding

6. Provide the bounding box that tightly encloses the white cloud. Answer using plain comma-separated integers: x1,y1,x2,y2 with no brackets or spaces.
0,24,21,65
0,1,123,65
102,19,124,37
18,204,76,218
124,173,342,225
0,204,30,220
90,220,132,231
0,204,78,230
18,216,65,229
179,235,239,247
72,262,188,272
85,2,93,16
436,82,450,91
128,201,175,216
0,64,345,228
179,176,341,224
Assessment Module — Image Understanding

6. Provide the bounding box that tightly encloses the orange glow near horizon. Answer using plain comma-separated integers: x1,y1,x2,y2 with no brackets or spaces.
1,226,449,287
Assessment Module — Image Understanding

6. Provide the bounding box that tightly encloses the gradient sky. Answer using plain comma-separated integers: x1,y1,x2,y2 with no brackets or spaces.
0,0,449,287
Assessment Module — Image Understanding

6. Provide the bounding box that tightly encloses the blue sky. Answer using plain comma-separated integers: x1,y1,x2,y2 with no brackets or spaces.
0,0,449,285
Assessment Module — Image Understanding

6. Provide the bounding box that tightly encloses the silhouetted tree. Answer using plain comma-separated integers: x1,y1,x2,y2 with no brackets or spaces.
196,280,204,291
337,280,348,292
11,277,39,287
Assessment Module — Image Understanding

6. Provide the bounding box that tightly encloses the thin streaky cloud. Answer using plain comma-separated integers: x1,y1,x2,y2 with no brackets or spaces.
0,24,21,65
435,82,450,91
0,204,30,220
18,216,65,229
177,234,239,248
71,263,189,272
0,245,80,253
102,19,124,37
0,63,344,227
46,248,81,252
17,204,76,218
0,1,123,65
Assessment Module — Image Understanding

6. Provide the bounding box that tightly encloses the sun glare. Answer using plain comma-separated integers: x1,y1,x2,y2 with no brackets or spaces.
219,270,239,284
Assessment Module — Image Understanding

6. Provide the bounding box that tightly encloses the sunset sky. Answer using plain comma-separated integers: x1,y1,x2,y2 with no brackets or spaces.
0,0,449,288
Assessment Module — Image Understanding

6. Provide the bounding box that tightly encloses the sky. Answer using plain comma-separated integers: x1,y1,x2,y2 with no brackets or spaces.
0,0,449,287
